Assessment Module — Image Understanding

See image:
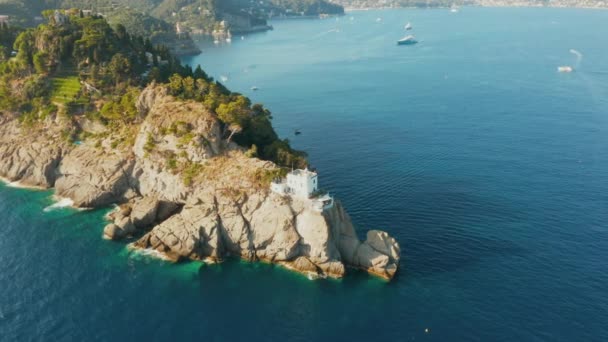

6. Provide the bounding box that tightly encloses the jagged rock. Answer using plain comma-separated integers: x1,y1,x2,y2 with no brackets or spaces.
130,196,160,228
156,201,180,222
248,196,301,261
291,256,319,274
130,158,190,202
78,118,107,134
323,200,360,265
317,261,346,278
132,89,222,162
135,204,222,261
54,146,134,207
116,217,136,235
103,224,123,240
217,196,252,255
352,230,401,280
295,207,343,274
366,230,401,262
0,121,64,188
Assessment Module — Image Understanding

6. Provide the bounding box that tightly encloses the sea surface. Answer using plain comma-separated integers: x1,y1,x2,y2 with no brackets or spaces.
2,7,608,341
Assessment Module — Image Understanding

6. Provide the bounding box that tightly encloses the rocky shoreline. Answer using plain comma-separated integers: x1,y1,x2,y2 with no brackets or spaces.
0,85,401,281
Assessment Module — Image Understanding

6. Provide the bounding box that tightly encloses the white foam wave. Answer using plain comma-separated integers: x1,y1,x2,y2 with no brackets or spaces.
43,197,74,212
127,244,173,261
0,176,45,190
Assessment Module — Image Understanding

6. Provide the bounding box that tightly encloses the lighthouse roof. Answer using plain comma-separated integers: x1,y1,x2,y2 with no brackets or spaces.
289,168,317,177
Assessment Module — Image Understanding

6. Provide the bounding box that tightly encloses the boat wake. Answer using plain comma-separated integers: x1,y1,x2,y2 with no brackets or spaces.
570,49,583,68
43,197,74,212
311,28,341,40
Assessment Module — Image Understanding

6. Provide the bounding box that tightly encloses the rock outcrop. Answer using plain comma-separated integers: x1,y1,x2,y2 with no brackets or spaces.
0,85,401,280
55,147,135,207
0,119,64,188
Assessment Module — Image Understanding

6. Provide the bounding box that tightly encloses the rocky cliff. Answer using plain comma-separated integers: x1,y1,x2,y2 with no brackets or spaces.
0,85,401,280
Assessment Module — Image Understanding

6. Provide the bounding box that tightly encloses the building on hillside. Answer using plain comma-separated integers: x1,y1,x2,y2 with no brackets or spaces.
271,168,334,212
0,15,9,26
271,168,318,198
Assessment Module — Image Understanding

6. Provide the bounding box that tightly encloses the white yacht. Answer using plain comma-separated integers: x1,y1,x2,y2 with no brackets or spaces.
398,35,418,45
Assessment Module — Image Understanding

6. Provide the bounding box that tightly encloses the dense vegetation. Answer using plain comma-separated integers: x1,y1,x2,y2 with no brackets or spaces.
0,11,307,169
0,0,199,54
266,0,344,16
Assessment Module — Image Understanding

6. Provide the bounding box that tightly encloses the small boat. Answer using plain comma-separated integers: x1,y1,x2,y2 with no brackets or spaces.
405,22,412,30
558,66,573,73
251,86,259,91
450,5,459,13
226,38,232,43
376,17,382,22
397,35,418,45
213,39,220,44
294,129,302,136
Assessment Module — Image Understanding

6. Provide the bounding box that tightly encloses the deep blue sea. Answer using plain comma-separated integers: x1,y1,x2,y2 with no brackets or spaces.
2,7,608,341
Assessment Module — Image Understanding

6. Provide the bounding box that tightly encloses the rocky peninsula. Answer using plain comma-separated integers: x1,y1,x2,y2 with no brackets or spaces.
0,85,401,280
0,11,400,281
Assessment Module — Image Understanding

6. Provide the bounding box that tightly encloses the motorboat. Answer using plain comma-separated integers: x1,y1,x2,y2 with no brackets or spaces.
398,35,418,45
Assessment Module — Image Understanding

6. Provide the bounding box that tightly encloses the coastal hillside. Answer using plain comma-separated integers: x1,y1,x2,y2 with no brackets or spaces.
0,0,345,35
0,0,200,55
0,12,400,280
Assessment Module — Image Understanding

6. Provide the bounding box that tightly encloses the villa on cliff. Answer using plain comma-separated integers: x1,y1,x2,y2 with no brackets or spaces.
271,168,334,212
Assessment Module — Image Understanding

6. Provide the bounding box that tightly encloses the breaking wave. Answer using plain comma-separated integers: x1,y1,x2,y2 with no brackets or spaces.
43,197,74,212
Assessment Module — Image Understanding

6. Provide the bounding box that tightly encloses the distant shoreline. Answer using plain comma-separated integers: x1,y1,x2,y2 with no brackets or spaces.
343,5,608,11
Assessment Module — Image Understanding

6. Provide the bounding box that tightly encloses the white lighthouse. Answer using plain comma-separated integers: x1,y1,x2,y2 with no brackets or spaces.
271,168,333,212
286,168,318,198
271,168,318,198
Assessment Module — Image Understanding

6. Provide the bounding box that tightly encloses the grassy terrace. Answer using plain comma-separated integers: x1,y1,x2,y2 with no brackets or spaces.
50,75,83,104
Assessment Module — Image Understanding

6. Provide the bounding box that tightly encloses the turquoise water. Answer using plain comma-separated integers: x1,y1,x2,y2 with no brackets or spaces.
2,7,608,341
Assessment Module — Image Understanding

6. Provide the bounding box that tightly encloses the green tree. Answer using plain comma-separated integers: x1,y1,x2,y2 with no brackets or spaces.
182,76,195,98
216,95,251,126
33,52,50,74
193,65,209,80
168,73,184,96
148,67,161,82
108,53,131,85
13,29,35,68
